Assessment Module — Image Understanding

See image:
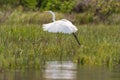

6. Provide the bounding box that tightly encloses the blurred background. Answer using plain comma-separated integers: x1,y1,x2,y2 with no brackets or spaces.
0,0,120,24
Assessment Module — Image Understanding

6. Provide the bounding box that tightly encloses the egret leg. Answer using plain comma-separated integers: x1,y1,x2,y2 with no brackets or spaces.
72,33,81,46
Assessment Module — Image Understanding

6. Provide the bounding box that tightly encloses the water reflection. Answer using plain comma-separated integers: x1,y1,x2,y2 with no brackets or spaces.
0,62,120,80
43,61,76,80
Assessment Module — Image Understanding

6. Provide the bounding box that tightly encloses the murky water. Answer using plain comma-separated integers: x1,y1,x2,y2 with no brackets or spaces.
0,61,120,80
44,61,77,80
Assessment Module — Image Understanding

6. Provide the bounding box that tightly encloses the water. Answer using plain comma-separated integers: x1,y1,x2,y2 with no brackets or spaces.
44,61,76,80
0,61,120,80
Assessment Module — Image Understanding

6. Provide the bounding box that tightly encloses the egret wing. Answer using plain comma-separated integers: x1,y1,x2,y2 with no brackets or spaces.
43,19,78,34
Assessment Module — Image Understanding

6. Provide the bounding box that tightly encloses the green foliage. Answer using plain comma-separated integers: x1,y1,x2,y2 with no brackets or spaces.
40,0,76,13
0,0,17,4
0,0,120,21
41,0,61,11
21,0,37,10
94,0,120,20
75,12,94,24
0,11,120,69
74,0,120,22
60,0,75,13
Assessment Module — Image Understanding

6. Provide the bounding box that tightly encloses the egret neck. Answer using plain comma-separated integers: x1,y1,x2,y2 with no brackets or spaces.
48,11,56,22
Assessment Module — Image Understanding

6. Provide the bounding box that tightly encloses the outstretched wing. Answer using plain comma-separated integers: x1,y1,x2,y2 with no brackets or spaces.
43,19,78,34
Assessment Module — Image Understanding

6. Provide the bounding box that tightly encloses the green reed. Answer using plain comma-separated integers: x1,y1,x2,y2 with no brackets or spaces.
0,11,120,70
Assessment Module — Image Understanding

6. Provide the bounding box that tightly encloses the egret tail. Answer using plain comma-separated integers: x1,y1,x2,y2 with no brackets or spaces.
72,33,81,46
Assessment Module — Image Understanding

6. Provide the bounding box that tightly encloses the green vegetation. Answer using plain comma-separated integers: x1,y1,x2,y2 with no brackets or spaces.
0,11,120,70
0,0,120,24
0,0,120,69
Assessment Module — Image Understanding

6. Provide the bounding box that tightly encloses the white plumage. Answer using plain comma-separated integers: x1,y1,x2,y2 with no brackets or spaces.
43,19,78,34
42,11,81,45
43,11,78,34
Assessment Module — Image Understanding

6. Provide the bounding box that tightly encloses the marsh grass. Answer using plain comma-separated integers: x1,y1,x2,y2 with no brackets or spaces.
0,11,120,70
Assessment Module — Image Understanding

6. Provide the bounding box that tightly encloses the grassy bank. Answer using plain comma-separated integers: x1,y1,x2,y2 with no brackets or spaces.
0,11,120,70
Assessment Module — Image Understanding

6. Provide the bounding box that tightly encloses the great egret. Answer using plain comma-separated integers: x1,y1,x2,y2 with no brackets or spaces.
43,11,81,46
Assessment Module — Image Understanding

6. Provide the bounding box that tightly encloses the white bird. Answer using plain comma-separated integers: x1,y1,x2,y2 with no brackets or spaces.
43,11,81,46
